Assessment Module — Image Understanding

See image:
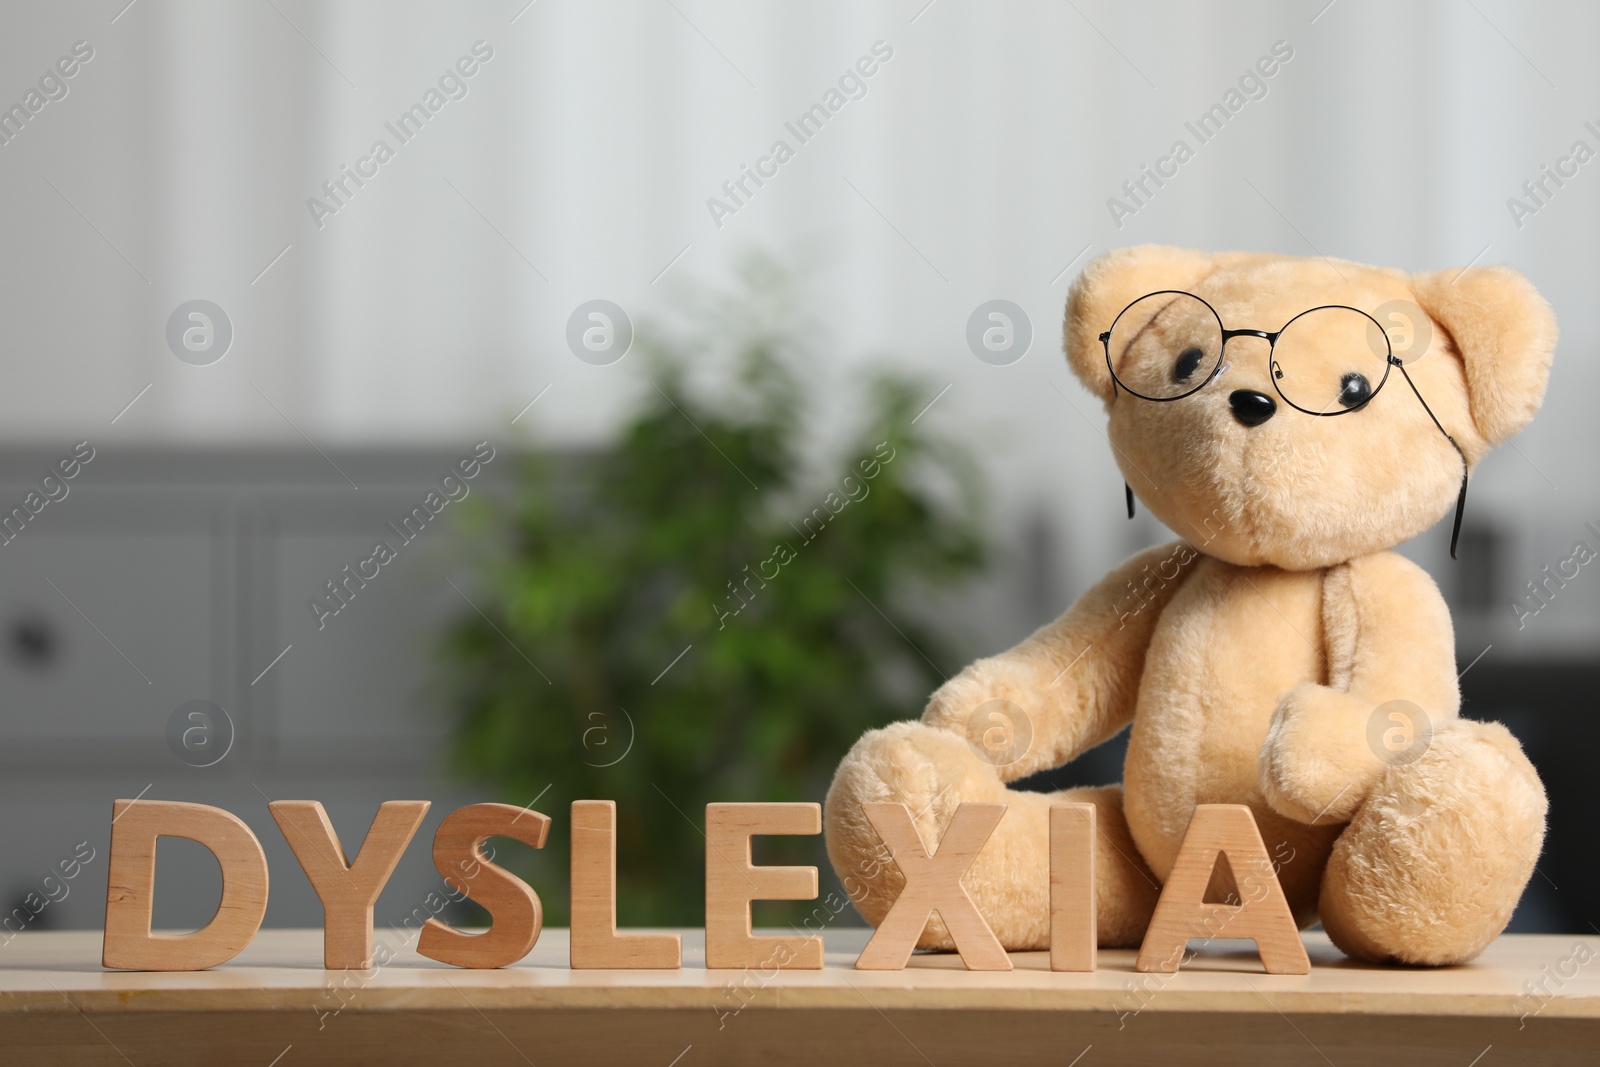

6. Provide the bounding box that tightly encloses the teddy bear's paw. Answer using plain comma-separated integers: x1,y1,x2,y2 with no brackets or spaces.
824,719,1078,949
919,656,1062,782
1319,718,1547,965
824,721,1012,930
921,656,1042,737
1257,683,1390,825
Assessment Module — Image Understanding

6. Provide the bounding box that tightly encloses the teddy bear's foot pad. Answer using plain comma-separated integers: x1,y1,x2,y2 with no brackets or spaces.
1319,718,1547,965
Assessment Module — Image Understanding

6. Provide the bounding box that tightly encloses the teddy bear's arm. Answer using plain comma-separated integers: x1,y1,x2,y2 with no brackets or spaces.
1258,551,1461,824
921,539,1196,782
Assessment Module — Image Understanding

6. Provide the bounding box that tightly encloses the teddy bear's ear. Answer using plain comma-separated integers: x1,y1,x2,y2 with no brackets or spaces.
1063,245,1220,402
1409,265,1557,447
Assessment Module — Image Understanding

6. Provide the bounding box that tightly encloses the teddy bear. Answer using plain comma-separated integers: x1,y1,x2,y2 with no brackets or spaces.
824,245,1555,966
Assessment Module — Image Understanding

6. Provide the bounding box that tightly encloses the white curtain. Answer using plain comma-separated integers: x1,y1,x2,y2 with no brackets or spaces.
0,0,1593,634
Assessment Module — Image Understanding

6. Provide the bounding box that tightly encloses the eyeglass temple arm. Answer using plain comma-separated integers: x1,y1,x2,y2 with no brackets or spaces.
1103,332,1135,518
1392,360,1469,560
1101,333,1120,399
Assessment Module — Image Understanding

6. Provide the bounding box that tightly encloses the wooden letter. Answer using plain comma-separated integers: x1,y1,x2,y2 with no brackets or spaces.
1136,804,1309,974
1050,803,1096,972
417,802,550,969
570,800,680,969
269,800,430,969
103,800,269,971
704,802,822,970
855,802,1011,971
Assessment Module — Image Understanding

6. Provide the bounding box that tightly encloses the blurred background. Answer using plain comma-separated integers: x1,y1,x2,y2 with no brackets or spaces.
0,0,1593,939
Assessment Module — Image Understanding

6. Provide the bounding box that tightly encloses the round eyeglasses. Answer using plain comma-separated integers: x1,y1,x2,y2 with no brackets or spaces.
1100,290,1397,415
1098,289,1469,558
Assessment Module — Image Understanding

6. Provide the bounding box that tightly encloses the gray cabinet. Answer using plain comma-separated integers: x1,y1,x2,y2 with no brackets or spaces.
0,448,511,932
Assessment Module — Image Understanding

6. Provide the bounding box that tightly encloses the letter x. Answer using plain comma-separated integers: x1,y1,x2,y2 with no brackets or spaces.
854,802,1011,971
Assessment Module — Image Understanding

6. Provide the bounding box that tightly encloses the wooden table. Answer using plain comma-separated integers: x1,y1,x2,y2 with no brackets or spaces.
0,929,1595,1065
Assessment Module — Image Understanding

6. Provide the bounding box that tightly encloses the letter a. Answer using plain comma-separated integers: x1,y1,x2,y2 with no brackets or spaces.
307,196,338,229
1136,804,1308,974
706,196,738,229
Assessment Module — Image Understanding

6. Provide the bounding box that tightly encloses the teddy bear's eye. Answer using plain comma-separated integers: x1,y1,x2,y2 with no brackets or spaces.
1172,347,1204,383
1338,372,1373,408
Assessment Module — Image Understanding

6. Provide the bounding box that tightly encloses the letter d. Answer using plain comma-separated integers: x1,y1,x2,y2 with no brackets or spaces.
103,800,269,970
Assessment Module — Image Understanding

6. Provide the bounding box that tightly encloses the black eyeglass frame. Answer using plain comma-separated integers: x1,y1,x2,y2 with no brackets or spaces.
1097,289,1470,559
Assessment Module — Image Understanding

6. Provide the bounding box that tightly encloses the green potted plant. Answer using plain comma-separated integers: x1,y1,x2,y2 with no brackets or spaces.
437,259,985,925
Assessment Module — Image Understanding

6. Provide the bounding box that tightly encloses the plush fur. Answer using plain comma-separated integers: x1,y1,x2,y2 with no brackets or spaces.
825,246,1555,965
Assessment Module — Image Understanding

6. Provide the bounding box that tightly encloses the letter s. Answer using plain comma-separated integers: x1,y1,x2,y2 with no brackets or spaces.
471,40,494,62
415,803,547,969
871,39,893,61
1271,40,1293,61
72,40,94,62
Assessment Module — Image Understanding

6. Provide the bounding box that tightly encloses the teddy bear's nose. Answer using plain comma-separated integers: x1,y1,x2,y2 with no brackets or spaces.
1228,389,1277,427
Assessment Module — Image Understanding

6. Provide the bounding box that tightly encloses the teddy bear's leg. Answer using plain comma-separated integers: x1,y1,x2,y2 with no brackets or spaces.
825,720,1161,951
1317,718,1547,966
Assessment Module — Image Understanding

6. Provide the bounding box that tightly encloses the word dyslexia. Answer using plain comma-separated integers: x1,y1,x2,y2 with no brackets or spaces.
99,796,1310,976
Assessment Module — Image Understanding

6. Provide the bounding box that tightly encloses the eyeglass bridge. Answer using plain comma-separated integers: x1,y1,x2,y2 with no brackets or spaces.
1220,328,1280,343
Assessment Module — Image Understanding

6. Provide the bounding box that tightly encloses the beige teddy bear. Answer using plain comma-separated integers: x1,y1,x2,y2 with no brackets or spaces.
825,246,1555,965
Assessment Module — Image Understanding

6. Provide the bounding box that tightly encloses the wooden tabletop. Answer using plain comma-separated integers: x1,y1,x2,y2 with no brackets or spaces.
0,929,1595,1066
